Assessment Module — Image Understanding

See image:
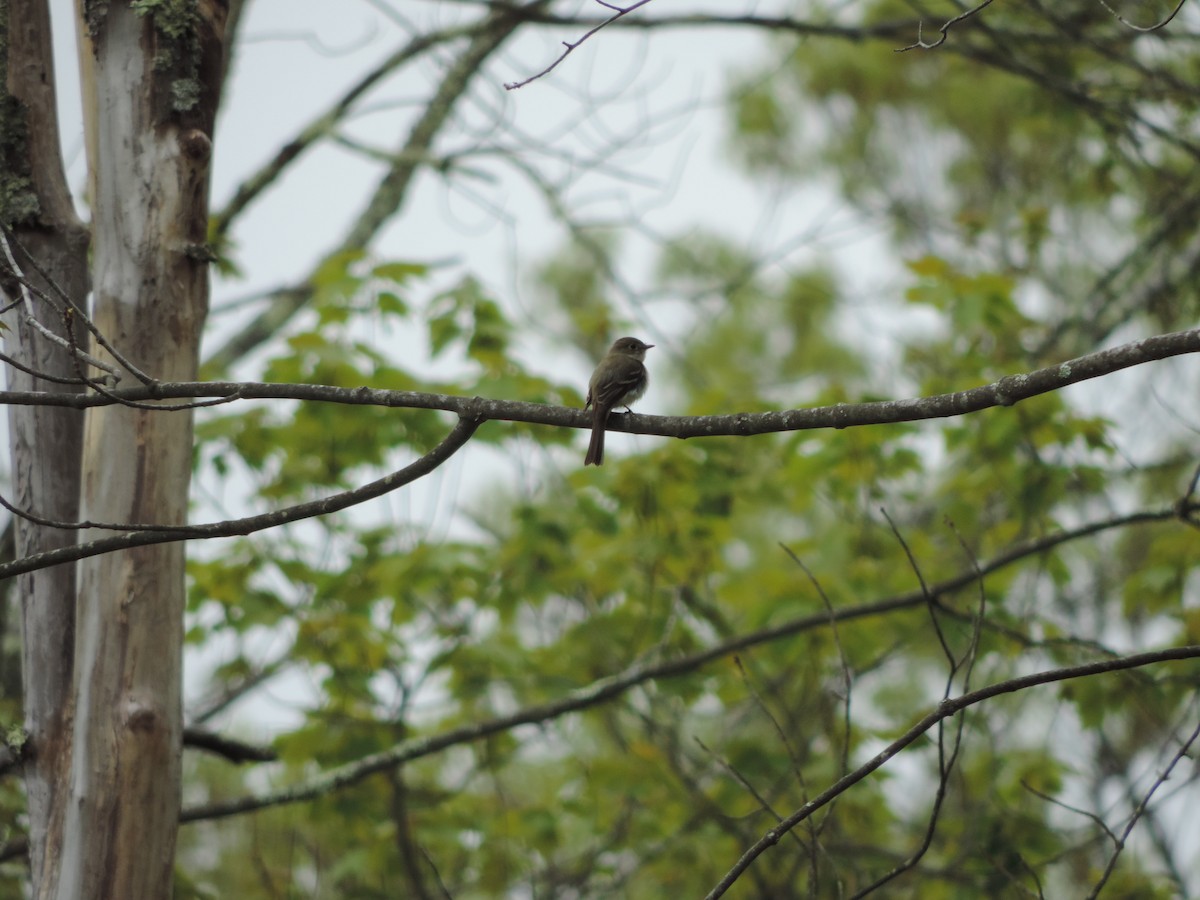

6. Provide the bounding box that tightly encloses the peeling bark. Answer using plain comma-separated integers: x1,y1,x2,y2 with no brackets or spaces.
56,2,226,895
1,1,88,896
2,1,227,897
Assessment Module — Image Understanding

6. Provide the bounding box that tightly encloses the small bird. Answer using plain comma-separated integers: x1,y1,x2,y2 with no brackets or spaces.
584,336,653,466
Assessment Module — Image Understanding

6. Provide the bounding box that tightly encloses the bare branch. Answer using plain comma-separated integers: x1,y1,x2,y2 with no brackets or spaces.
182,727,277,764
1086,716,1200,898
0,232,122,382
1095,0,1190,33
504,0,656,90
896,0,999,52
778,545,853,778
1021,780,1119,845
0,414,482,580
211,22,478,240
205,4,539,374
2,325,1198,435
705,646,1200,900
0,346,87,385
946,519,988,694
177,505,1179,824
850,511,972,898
693,734,808,853
2,223,159,385
881,508,955,671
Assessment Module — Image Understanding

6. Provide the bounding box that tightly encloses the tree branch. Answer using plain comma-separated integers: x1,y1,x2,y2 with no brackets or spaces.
0,327,1191,578
896,0,999,52
0,414,482,580
182,727,277,764
705,645,1200,900
204,2,545,375
1095,0,1190,34
504,0,656,90
177,505,1179,824
1,324,1197,434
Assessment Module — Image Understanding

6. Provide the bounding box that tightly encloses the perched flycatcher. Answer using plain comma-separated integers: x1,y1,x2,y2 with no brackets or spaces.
584,336,653,466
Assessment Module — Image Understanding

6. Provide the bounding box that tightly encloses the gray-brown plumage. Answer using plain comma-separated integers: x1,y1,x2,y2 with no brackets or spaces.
584,336,653,466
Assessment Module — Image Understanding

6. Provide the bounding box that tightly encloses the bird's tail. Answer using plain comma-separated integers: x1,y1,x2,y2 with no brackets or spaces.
584,408,606,466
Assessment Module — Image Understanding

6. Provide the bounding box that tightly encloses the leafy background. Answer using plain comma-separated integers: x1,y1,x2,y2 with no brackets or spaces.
8,0,1200,897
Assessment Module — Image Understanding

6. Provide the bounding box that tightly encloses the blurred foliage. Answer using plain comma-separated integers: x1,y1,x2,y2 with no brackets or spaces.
9,1,1200,897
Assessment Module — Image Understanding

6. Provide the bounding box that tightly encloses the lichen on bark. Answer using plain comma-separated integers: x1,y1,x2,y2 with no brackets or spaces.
0,0,41,224
131,0,203,111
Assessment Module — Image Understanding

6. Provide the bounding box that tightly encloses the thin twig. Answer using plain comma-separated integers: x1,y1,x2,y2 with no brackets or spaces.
946,517,987,693
705,646,1200,900
896,0,998,51
1095,0,1189,33
849,516,972,897
1086,716,1200,898
779,545,853,780
0,347,88,385
0,485,201,534
0,232,122,381
1,223,157,384
881,508,955,671
63,307,241,412
729,654,825,889
504,0,656,90
693,735,808,852
1021,780,1120,844
0,414,483,580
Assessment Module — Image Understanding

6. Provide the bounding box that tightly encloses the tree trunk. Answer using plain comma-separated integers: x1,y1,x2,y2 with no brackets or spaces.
1,0,88,895
7,2,226,897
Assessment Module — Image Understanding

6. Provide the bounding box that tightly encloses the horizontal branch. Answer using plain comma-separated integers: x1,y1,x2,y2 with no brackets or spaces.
705,644,1200,899
178,505,1177,824
493,6,918,43
0,327,1196,438
182,727,277,764
0,329,1191,579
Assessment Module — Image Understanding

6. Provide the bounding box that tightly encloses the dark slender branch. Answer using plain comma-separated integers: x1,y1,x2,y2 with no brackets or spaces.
182,727,277,764
896,0,999,51
779,545,853,782
178,506,1178,824
882,508,954,670
476,6,919,43
62,306,239,412
0,234,121,381
211,22,477,239
2,223,155,384
504,0,656,90
189,656,291,725
693,735,807,853
1,325,1197,433
1095,0,1189,33
0,414,482,580
204,3,540,375
850,511,970,898
1021,780,1119,844
727,656,819,862
1086,716,1200,898
705,646,1200,900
